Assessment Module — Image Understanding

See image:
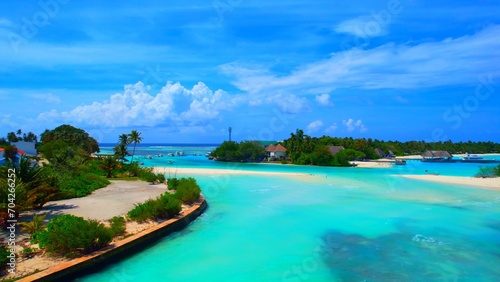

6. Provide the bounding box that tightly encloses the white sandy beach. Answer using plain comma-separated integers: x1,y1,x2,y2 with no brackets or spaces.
350,161,394,168
401,174,500,189
152,167,312,176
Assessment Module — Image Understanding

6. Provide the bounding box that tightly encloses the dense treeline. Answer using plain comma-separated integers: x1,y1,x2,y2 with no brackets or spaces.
211,128,500,167
282,129,500,162
211,141,266,162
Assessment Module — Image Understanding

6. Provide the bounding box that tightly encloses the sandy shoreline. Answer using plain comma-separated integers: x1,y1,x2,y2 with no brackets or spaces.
152,167,313,176
400,174,500,189
350,161,394,168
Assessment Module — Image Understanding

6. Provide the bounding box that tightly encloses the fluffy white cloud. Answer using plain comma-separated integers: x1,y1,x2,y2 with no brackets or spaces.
325,123,338,133
342,118,367,132
37,81,238,127
315,94,332,106
221,25,500,95
334,16,389,38
307,120,323,133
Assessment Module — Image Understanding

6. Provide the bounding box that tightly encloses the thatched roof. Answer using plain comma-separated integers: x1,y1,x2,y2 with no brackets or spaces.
422,150,452,158
266,144,287,152
375,148,385,157
265,144,276,152
327,146,344,156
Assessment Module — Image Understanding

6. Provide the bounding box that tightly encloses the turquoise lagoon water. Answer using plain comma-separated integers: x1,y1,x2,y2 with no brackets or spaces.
78,145,500,281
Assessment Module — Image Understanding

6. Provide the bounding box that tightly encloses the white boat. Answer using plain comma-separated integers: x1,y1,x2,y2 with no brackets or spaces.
463,153,483,160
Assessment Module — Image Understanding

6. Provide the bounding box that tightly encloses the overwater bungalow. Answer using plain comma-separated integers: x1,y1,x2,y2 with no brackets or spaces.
421,150,452,162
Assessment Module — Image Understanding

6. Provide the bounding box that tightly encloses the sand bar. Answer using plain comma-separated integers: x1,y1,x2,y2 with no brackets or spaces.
350,161,394,168
153,167,311,176
400,174,500,189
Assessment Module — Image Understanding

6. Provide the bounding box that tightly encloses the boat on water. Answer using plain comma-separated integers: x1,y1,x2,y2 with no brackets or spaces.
459,153,499,163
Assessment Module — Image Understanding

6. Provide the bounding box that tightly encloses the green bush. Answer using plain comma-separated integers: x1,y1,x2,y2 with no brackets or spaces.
167,177,179,190
37,214,112,256
140,171,157,183
56,171,110,199
0,245,9,271
127,193,182,221
156,193,182,217
127,199,157,221
109,216,126,237
475,166,498,178
156,173,166,183
174,177,201,204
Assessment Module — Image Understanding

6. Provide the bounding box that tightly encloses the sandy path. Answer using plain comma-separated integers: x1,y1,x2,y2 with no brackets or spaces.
400,174,500,189
34,180,169,221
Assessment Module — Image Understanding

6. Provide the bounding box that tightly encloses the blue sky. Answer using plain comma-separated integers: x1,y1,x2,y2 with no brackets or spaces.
1,0,499,143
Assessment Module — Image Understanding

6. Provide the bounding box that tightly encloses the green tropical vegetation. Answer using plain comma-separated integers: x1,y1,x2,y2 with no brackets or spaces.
172,177,202,204
210,128,500,167
36,214,113,257
2,144,18,162
475,165,500,178
19,214,47,243
127,129,143,164
210,141,265,162
109,216,126,237
127,193,182,221
0,245,9,271
128,177,202,221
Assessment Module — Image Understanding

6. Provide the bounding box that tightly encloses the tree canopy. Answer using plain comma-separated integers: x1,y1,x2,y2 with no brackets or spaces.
211,141,265,162
40,124,99,154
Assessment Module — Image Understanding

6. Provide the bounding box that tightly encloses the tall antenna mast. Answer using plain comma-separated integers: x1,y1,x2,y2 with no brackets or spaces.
228,127,232,141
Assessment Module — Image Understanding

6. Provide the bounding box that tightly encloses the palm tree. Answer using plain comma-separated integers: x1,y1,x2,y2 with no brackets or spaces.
115,133,130,161
19,214,47,243
114,143,129,161
100,156,119,178
127,130,143,164
118,134,129,146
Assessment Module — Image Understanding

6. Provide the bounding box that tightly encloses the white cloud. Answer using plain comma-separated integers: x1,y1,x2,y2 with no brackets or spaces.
221,25,500,96
342,118,367,133
37,81,239,128
315,94,332,106
334,16,388,38
325,123,338,133
307,120,323,133
268,94,310,114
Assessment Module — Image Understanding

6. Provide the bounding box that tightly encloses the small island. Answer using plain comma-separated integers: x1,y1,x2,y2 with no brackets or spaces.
210,129,500,168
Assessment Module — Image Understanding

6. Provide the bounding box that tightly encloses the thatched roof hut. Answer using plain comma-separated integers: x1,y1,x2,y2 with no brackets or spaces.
375,148,386,158
327,146,345,156
422,150,452,160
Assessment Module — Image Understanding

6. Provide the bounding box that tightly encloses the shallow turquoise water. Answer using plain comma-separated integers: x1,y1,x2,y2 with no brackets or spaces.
79,146,500,281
